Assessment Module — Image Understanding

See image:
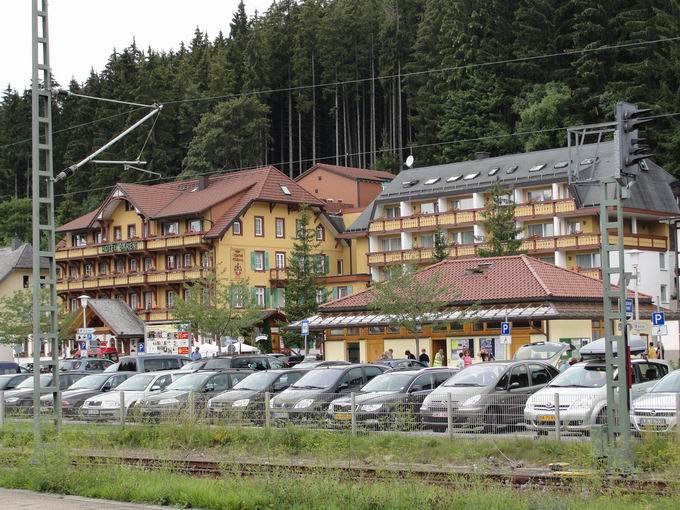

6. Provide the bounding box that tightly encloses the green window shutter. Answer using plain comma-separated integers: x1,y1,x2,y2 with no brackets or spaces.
250,251,256,270
324,255,329,274
333,287,338,300
251,287,257,303
347,285,353,295
264,252,270,271
265,289,270,308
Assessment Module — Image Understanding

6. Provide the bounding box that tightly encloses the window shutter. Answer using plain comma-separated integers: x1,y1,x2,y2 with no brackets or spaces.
347,285,353,295
264,252,270,271
250,251,256,270
324,255,329,274
251,287,257,303
265,289,270,308
333,287,338,300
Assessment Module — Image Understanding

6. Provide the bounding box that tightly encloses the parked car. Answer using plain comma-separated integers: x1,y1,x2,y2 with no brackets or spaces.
0,373,31,390
3,372,89,415
269,364,389,421
81,370,187,421
59,358,115,372
136,369,253,420
207,368,309,421
104,354,191,373
631,369,680,433
0,362,21,375
513,342,573,368
328,367,458,428
524,358,669,434
197,355,284,371
421,361,559,432
375,358,428,370
40,372,133,416
267,353,305,368
294,359,351,369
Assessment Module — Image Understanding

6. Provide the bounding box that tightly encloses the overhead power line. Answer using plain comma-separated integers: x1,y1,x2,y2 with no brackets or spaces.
54,110,680,199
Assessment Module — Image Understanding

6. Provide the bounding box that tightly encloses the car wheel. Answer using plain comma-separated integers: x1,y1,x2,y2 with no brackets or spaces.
483,407,501,434
596,407,607,425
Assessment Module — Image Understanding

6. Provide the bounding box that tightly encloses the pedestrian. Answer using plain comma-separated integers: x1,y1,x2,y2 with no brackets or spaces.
479,348,491,362
463,350,473,368
191,346,202,361
405,350,416,360
648,342,658,360
455,352,465,370
387,348,394,359
419,349,430,366
433,348,444,367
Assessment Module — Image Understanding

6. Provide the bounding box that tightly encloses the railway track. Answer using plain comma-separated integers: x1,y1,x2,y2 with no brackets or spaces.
76,453,671,494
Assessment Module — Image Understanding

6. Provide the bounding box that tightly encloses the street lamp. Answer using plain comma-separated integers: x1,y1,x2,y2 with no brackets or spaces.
628,250,642,321
78,294,91,357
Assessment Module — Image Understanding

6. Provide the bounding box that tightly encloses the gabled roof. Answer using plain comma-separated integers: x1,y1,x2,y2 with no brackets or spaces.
295,163,395,183
86,299,145,337
0,243,48,283
57,166,324,234
319,255,645,312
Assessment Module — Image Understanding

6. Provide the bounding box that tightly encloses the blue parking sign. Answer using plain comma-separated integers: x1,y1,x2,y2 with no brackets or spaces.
625,298,634,318
500,322,511,335
301,320,309,336
652,312,665,326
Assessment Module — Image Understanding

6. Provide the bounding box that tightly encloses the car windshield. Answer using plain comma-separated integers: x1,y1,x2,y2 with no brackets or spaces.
360,373,413,392
514,343,563,361
67,374,111,390
233,372,278,391
290,369,342,389
548,365,607,388
650,371,680,393
166,373,212,391
202,359,232,370
443,365,505,387
17,375,51,388
116,374,156,391
0,375,21,389
59,360,82,370
180,361,204,371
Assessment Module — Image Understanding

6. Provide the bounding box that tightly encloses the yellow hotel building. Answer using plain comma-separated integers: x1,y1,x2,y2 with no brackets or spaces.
55,166,371,351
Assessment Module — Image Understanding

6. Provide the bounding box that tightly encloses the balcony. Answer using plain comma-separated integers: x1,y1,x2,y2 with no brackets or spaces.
367,232,667,266
368,199,577,234
270,267,371,287
55,233,209,260
56,268,212,292
574,267,603,280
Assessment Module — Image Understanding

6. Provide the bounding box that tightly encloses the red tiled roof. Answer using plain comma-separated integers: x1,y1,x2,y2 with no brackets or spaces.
296,163,395,183
320,255,644,311
57,166,324,233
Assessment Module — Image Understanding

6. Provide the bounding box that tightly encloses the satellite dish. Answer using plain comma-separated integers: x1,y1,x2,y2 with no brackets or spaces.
405,155,415,168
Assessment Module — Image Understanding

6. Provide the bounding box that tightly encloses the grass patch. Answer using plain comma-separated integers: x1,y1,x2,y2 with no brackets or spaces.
0,450,678,510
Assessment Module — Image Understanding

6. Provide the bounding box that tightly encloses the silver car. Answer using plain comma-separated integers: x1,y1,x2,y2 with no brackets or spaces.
631,369,680,433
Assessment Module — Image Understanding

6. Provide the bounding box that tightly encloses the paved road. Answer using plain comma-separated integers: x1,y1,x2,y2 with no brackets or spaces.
0,489,172,510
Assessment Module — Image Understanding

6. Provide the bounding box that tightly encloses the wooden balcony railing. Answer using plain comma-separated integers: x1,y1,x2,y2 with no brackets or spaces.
56,268,212,292
55,233,209,260
574,267,603,280
368,199,576,234
367,232,667,266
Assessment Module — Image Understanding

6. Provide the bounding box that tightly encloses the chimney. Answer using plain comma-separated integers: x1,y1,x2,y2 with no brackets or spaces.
475,151,490,160
197,175,209,191
11,234,21,250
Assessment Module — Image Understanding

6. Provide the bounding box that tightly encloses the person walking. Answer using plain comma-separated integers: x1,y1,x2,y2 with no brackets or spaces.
419,349,430,366
191,346,202,361
405,350,416,360
648,342,658,360
454,352,465,370
433,348,444,367
463,350,473,368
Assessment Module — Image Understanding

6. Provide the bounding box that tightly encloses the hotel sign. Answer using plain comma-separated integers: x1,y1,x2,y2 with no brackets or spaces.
101,241,138,253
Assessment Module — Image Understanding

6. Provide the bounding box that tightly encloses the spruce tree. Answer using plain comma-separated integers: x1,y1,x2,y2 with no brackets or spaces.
477,181,524,258
432,227,450,263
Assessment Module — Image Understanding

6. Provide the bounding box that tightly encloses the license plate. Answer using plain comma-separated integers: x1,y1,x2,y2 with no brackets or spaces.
640,417,666,426
273,411,288,419
84,409,100,415
334,412,352,421
539,415,555,423
432,412,448,418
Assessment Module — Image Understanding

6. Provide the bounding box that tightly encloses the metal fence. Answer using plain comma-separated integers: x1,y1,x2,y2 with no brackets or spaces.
2,389,680,440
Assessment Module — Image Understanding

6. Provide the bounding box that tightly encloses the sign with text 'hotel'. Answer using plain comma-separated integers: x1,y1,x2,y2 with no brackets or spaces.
100,241,138,253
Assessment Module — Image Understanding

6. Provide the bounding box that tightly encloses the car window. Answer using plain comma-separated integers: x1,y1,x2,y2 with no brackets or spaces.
269,358,284,369
341,368,364,388
529,364,551,386
433,371,453,387
636,362,667,384
364,366,384,381
118,359,138,371
250,358,268,370
274,372,302,390
154,374,172,389
230,372,251,386
495,372,510,390
109,374,128,387
410,374,433,391
206,373,230,392
509,365,529,388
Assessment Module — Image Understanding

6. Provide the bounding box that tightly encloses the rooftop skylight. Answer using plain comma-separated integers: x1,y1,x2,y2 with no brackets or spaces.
554,161,569,169
280,185,292,195
402,179,419,188
463,172,480,180
424,177,441,185
506,165,518,174
488,167,500,176
446,175,462,183
528,163,546,173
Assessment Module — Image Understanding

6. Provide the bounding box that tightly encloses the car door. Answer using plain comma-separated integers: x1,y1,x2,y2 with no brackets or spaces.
337,368,364,394
504,364,532,424
150,374,172,394
363,366,385,384
528,363,553,392
202,373,230,403
407,374,434,406
229,371,252,387
632,361,668,398
272,372,303,393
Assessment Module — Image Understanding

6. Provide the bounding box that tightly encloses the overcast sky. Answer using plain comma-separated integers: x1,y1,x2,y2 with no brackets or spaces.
2,0,274,91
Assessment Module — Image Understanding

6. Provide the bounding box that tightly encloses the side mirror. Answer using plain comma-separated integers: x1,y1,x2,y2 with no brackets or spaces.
273,384,289,392
410,385,423,393
508,382,520,391
338,382,349,391
203,386,214,393
150,385,161,392
102,384,112,392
